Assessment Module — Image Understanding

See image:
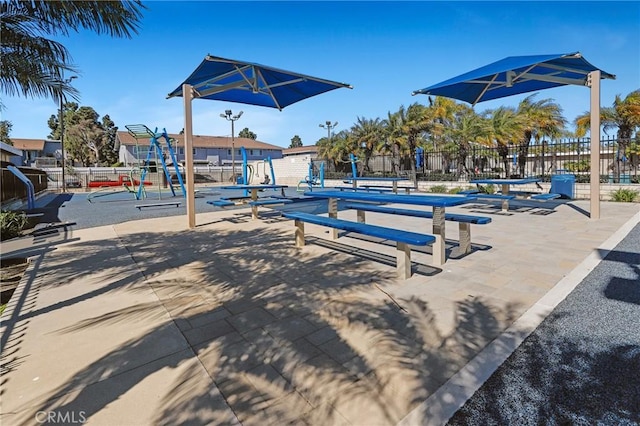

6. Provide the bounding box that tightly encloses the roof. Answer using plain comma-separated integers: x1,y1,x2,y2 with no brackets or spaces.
11,138,49,151
282,145,318,156
0,141,23,156
116,131,283,151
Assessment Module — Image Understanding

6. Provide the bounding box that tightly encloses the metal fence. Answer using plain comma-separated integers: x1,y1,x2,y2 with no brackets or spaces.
340,137,638,184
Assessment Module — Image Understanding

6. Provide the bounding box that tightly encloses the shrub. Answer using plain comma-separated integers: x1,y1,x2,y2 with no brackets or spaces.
610,188,639,203
449,186,463,194
430,185,448,193
484,184,496,194
0,211,27,241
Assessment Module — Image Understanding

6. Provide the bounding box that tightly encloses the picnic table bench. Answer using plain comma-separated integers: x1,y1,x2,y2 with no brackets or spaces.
344,203,490,254
361,184,416,194
335,186,393,193
282,211,436,279
135,201,181,210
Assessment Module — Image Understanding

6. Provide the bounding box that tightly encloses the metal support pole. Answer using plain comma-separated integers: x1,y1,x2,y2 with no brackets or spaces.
59,94,66,192
183,83,196,229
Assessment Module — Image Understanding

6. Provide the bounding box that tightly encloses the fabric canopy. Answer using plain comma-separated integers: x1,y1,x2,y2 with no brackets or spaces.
168,55,352,110
412,52,615,105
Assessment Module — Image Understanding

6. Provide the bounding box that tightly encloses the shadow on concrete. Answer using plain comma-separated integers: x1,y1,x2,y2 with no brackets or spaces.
3,225,523,425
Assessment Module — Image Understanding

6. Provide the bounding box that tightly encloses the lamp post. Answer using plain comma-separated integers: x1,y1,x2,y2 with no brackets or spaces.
319,121,338,144
220,109,243,179
59,75,77,192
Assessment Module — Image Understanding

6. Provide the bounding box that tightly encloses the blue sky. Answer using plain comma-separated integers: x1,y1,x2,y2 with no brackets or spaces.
3,1,639,147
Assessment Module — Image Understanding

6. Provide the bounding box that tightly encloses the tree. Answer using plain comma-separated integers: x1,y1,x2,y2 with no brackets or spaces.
350,117,384,173
1,0,145,103
289,135,303,148
238,128,257,140
483,106,523,178
515,94,566,177
48,103,117,166
0,120,13,145
575,89,640,180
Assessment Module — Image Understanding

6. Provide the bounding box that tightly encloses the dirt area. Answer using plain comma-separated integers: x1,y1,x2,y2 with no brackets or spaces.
1,257,28,306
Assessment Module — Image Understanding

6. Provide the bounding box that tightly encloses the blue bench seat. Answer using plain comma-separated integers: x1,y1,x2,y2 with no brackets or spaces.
344,203,490,255
334,186,392,193
208,200,235,207
248,199,293,206
468,193,516,211
530,193,561,201
135,202,181,210
458,189,480,195
282,211,435,279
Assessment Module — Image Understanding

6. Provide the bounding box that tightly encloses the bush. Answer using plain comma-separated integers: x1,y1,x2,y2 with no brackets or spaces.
0,211,27,241
449,186,463,194
610,188,639,202
430,185,448,193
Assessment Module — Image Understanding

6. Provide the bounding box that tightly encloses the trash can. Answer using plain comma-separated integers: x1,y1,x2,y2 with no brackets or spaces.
551,174,575,199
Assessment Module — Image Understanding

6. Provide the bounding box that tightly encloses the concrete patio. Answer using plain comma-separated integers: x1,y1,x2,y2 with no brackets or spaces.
1,198,638,425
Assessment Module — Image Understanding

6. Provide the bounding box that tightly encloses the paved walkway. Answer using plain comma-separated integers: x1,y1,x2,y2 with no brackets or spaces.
1,197,638,425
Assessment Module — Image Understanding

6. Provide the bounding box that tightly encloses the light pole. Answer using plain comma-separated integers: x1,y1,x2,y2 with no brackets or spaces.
220,109,243,179
319,121,338,144
59,75,77,192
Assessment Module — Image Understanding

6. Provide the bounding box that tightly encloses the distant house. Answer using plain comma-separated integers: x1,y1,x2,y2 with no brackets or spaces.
115,131,284,166
0,141,23,164
282,145,319,160
10,138,61,167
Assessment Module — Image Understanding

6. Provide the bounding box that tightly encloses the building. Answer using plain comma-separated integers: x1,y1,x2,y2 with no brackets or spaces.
282,145,319,160
115,131,284,166
0,141,23,164
10,139,61,167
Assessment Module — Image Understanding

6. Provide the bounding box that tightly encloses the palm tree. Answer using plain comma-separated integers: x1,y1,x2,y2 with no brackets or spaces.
383,110,407,175
483,106,523,178
448,107,485,176
515,94,567,177
575,89,640,181
400,103,433,181
1,0,146,103
350,117,384,174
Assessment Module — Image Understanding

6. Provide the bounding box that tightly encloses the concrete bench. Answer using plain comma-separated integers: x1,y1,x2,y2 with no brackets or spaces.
282,211,435,279
135,202,181,210
344,203,490,255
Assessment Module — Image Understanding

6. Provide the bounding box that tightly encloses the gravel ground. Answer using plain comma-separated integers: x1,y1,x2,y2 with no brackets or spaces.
447,222,640,425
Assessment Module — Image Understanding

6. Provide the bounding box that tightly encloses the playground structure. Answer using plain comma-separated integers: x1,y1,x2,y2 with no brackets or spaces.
7,165,36,210
296,160,325,192
126,124,186,200
87,125,186,204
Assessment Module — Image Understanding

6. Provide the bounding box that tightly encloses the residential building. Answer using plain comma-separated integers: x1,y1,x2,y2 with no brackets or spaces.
115,131,284,166
0,141,23,164
10,139,61,167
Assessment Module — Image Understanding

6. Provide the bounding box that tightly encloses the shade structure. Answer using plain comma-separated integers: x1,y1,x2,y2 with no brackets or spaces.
168,55,352,228
412,52,615,219
168,55,352,109
412,52,614,105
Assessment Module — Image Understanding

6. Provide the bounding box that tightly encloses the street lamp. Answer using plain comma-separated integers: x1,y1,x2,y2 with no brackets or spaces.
220,109,243,179
319,121,338,143
59,75,77,192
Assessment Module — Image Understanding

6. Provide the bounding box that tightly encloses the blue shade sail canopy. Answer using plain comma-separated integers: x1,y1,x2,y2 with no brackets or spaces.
412,52,615,105
168,55,352,110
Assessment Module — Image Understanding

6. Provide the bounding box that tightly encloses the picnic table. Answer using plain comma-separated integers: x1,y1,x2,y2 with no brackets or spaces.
342,176,411,193
469,177,544,210
304,190,473,266
220,184,289,219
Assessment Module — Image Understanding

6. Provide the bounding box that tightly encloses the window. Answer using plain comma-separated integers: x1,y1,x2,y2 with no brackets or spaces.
192,148,197,155
178,147,184,155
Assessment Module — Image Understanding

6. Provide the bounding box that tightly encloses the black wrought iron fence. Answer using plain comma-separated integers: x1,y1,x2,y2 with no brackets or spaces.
346,137,638,184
